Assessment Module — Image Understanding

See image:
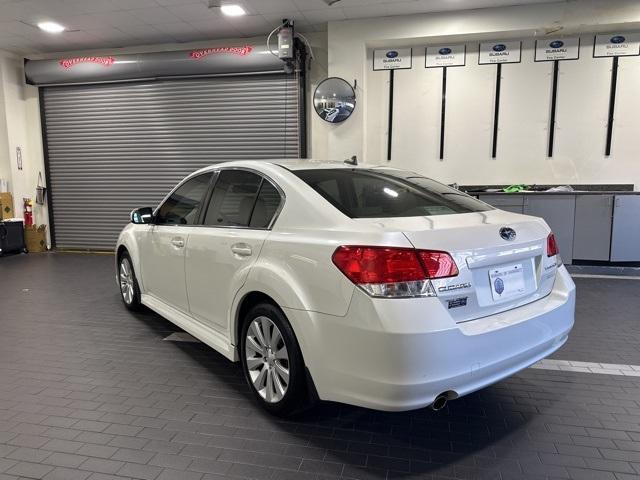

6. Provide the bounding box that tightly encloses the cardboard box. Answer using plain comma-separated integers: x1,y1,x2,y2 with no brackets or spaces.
25,224,47,253
0,192,14,220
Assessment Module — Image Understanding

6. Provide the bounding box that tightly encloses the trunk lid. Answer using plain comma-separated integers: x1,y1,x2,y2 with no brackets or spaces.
355,210,559,322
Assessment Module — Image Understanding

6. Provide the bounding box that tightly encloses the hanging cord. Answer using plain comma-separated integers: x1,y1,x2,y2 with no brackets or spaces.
295,32,315,62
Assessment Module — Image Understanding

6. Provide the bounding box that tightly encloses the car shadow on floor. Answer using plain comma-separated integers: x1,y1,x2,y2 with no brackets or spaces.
124,298,543,479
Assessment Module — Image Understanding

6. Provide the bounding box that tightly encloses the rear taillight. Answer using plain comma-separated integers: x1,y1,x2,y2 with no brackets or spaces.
547,233,563,266
547,233,559,257
417,251,459,278
332,246,458,298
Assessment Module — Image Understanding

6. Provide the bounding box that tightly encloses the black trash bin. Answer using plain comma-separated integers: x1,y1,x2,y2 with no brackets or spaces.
0,220,27,256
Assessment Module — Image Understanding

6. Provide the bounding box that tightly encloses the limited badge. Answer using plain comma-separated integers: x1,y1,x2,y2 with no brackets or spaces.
448,297,468,309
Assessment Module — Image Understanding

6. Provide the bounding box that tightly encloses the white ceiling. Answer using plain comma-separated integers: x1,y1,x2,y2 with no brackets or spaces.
0,0,562,55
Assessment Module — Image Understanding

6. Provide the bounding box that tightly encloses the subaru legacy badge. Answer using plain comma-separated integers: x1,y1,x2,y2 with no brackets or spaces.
499,227,516,241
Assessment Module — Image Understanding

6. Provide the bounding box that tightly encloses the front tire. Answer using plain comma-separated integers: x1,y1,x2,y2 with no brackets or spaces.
240,303,311,416
118,252,142,311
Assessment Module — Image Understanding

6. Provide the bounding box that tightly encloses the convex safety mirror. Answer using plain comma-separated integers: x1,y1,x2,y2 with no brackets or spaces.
130,207,154,224
313,77,356,124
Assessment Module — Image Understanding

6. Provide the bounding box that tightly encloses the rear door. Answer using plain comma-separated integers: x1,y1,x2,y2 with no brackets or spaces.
139,172,213,312
185,169,283,335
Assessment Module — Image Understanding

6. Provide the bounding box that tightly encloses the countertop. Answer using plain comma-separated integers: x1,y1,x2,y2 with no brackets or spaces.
466,190,640,195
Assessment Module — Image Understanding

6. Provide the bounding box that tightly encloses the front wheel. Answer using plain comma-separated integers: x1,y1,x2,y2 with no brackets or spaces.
240,303,312,416
118,252,142,311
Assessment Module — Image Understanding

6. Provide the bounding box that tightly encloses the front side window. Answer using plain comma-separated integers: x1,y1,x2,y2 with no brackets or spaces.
155,173,212,225
294,168,492,218
203,170,282,228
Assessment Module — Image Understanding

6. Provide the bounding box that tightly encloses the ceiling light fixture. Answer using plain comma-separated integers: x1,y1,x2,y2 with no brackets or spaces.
37,21,66,33
220,4,246,16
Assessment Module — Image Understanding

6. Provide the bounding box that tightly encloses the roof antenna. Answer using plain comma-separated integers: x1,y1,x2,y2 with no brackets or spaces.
344,155,357,166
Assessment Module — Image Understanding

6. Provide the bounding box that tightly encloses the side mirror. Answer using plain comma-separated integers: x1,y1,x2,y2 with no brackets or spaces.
130,207,154,225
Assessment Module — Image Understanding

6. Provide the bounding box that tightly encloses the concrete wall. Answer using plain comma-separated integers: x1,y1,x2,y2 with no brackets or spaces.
0,54,47,229
325,0,640,187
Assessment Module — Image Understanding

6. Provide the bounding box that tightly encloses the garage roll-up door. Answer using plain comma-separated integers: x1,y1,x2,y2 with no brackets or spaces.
42,74,300,250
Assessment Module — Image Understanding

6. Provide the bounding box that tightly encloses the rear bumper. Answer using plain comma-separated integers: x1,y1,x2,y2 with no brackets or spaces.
286,266,575,412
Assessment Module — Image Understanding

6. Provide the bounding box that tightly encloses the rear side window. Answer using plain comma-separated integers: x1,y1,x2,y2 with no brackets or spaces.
155,173,212,225
294,169,491,218
203,170,282,228
250,181,282,229
204,170,262,227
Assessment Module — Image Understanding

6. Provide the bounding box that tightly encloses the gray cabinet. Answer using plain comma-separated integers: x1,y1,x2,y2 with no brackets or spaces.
610,195,640,262
523,195,576,264
573,195,613,261
479,194,524,214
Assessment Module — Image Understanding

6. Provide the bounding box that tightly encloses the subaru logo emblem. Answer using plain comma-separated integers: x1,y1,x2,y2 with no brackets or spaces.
611,35,626,44
386,51,399,58
439,47,452,55
493,44,507,52
499,227,517,241
549,40,564,48
494,277,505,295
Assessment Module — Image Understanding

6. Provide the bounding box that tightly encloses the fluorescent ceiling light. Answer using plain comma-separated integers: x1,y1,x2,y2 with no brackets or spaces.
220,4,246,16
37,21,65,33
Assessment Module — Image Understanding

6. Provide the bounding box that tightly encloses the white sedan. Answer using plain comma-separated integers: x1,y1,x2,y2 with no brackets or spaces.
116,161,575,415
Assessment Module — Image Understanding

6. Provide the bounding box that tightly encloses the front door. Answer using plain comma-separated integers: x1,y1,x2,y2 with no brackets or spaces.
185,169,283,334
140,172,212,313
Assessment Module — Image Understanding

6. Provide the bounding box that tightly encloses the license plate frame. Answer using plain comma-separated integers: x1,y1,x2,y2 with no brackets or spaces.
489,263,526,301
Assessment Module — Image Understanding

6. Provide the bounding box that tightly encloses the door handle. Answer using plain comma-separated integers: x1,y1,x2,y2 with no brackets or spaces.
171,237,185,248
231,243,252,257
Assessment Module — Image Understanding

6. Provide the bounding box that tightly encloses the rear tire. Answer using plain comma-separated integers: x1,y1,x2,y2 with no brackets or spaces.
240,302,312,416
118,251,142,311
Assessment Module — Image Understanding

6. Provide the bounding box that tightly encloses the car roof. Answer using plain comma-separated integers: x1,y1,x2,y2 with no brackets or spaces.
269,160,355,171
197,159,396,172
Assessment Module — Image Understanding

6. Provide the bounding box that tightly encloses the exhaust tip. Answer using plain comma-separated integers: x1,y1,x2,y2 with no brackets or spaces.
431,394,448,411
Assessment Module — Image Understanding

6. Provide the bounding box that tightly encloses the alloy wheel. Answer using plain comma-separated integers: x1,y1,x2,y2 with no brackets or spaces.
244,316,290,403
119,257,135,305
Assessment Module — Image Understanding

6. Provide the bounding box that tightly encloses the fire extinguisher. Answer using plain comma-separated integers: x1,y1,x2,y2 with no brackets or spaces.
23,198,33,227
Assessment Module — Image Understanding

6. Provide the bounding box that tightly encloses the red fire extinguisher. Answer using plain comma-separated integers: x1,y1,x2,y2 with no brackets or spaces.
23,198,33,227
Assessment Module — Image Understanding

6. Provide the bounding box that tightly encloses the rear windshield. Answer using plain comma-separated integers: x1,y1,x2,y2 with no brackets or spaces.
293,168,492,218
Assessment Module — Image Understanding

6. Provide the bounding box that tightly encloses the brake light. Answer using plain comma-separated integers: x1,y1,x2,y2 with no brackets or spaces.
332,246,458,298
547,233,559,257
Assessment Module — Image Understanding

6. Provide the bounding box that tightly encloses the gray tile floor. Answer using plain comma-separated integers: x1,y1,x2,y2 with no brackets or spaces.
1,252,640,480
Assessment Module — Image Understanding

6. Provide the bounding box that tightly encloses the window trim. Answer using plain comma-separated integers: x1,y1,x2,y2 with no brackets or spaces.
152,171,215,227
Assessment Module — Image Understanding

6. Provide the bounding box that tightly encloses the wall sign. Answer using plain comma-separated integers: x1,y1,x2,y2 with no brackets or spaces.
535,38,580,61
479,41,522,64
594,33,640,57
425,45,466,68
373,48,412,70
